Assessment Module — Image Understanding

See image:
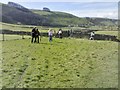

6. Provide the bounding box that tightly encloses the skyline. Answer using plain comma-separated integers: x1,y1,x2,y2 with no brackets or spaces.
1,1,119,19
0,0,120,3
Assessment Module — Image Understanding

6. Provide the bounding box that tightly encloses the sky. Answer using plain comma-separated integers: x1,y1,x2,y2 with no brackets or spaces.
0,0,119,19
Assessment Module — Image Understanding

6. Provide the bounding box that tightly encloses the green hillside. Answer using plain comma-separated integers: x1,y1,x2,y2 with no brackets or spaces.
1,3,50,26
32,10,117,27
31,9,93,27
85,17,117,26
1,2,118,27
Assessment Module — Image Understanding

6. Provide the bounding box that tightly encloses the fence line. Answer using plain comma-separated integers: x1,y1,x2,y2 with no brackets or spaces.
0,29,119,42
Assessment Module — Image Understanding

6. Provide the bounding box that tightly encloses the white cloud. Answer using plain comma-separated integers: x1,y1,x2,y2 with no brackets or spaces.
65,9,118,19
0,0,118,19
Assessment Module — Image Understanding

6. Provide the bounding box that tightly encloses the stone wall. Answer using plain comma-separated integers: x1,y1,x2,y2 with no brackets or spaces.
1,29,119,42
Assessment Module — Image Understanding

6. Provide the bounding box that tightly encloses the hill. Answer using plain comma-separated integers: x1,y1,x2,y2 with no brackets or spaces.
32,9,118,27
1,3,50,26
1,2,118,27
85,17,117,26
31,9,92,27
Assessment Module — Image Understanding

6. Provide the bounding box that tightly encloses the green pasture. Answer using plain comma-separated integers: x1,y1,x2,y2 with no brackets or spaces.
1,22,70,33
1,22,87,33
0,34,31,41
1,22,118,34
2,37,118,88
95,31,118,36
95,31,118,39
89,25,118,31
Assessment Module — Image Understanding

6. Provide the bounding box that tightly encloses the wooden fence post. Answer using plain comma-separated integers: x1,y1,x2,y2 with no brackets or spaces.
22,32,24,39
2,33,4,41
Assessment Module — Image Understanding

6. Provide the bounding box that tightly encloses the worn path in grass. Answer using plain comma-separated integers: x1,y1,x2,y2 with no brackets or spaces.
2,37,118,88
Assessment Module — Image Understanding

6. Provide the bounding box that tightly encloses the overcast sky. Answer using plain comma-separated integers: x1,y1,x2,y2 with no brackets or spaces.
0,0,119,19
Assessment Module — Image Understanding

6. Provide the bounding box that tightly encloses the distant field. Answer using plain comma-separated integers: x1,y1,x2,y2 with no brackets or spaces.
89,25,118,31
1,22,118,34
95,31,118,37
1,22,89,33
95,31,118,36
0,34,31,41
2,37,118,88
1,22,69,33
1,22,34,32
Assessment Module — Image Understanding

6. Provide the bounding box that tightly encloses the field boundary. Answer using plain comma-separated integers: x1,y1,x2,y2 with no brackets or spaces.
0,29,119,42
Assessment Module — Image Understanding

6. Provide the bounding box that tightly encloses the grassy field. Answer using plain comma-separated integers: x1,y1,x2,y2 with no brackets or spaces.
89,25,118,31
95,31,119,40
1,22,62,32
2,37,118,88
0,22,89,34
1,22,34,32
1,22,74,34
1,22,118,35
0,34,31,41
95,31,118,36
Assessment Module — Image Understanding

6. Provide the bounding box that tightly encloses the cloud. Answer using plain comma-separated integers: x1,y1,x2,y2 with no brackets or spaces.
65,9,118,19
0,1,118,19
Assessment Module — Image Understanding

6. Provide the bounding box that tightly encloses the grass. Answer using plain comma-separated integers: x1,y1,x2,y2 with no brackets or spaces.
1,22,35,32
1,22,69,33
0,34,31,41
31,10,93,27
89,25,118,31
31,10,53,16
95,31,119,40
2,37,118,88
95,31,118,36
1,22,118,35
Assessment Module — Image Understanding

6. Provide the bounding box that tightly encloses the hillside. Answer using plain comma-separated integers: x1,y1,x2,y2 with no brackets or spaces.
31,10,118,27
1,2,118,27
85,17,118,26
1,3,50,26
31,9,92,27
